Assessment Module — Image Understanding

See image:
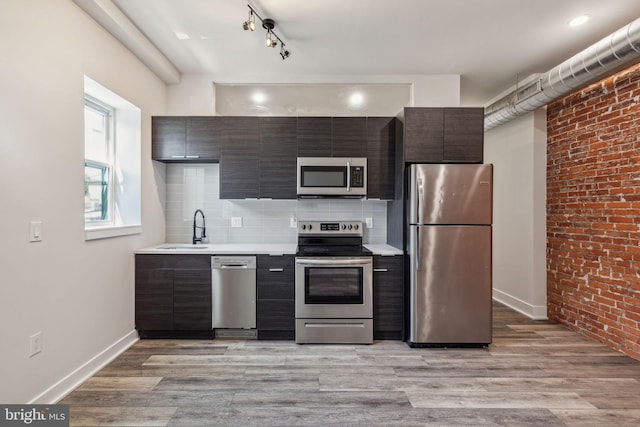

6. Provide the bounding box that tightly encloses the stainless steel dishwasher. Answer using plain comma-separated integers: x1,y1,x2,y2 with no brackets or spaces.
211,256,257,329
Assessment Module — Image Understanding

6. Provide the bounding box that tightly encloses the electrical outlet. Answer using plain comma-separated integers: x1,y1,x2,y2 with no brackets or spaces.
290,217,298,228
365,217,373,228
29,221,43,242
29,332,42,357
231,217,243,228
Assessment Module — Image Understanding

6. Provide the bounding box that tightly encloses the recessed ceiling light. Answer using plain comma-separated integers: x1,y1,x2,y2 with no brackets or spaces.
174,31,191,40
252,92,266,103
349,93,364,106
568,14,590,27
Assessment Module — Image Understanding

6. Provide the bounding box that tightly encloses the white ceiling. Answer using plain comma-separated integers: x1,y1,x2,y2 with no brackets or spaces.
109,0,640,105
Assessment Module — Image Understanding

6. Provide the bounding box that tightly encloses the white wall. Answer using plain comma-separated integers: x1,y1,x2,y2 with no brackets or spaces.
484,109,547,319
0,0,167,403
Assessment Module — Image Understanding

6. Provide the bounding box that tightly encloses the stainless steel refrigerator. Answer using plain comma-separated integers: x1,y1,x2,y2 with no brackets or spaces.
407,163,493,347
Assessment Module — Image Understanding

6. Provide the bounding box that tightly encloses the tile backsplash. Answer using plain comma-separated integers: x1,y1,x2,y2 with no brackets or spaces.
165,164,387,244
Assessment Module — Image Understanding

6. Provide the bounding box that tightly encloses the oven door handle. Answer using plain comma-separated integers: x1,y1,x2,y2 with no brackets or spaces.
295,258,371,266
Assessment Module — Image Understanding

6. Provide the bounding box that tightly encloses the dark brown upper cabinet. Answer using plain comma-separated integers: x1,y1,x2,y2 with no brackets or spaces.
186,117,222,160
366,117,396,200
259,117,298,199
219,117,260,199
152,116,221,162
404,107,484,163
152,116,186,160
332,117,367,157
442,108,484,162
297,117,332,157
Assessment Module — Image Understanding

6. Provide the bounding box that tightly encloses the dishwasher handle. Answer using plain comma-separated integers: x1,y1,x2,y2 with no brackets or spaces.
218,263,252,269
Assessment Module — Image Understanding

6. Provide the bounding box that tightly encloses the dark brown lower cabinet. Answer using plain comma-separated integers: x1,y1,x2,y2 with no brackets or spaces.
135,254,212,338
256,255,295,340
373,255,404,340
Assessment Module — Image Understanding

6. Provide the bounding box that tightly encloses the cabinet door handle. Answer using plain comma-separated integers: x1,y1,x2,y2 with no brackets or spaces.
373,268,388,272
185,155,200,159
171,155,185,158
269,268,284,272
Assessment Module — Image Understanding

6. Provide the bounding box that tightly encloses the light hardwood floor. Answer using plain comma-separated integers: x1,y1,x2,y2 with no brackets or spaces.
60,303,640,426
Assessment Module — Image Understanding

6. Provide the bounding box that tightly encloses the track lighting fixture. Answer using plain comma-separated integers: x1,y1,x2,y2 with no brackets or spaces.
242,9,255,31
242,4,291,60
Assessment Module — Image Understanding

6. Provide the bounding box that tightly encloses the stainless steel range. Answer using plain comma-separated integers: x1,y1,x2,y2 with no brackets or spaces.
295,221,373,344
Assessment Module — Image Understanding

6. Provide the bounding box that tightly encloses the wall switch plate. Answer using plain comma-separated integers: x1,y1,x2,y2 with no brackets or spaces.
290,217,298,228
231,217,242,228
29,332,42,357
365,217,373,228
29,221,43,242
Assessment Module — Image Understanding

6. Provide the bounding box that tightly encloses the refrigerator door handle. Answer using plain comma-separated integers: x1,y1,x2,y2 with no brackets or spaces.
416,177,423,224
416,229,422,272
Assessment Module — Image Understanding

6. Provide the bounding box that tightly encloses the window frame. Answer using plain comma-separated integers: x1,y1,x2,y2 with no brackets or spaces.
84,95,115,226
83,75,142,241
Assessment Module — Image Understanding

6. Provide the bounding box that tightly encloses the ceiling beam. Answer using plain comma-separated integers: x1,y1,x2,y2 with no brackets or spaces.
73,0,181,84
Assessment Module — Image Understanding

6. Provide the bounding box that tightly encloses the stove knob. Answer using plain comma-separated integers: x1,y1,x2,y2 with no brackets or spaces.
354,224,359,230
301,224,306,230
348,224,353,230
308,224,313,230
341,224,347,230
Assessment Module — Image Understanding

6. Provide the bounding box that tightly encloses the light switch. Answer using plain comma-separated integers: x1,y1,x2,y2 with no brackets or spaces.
290,217,298,228
365,217,373,228
29,221,43,242
231,217,243,228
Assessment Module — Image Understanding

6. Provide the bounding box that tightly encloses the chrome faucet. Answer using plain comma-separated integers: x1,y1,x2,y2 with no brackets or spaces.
192,209,206,244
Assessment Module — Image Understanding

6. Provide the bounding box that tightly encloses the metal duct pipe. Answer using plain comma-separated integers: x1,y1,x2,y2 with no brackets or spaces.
484,17,640,130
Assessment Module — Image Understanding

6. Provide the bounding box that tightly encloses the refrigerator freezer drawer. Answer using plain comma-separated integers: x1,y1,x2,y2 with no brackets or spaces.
409,225,492,345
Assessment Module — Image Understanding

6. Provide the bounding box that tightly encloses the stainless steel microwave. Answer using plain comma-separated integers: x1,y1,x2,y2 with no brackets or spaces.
297,157,367,197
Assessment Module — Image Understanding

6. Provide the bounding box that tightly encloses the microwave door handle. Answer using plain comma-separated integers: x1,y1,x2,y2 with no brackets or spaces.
346,161,351,192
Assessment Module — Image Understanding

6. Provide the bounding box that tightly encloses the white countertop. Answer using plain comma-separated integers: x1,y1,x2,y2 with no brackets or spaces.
364,244,404,256
135,243,403,256
135,243,297,255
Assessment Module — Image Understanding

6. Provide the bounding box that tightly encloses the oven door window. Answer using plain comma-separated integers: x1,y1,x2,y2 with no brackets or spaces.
300,166,346,188
304,267,363,304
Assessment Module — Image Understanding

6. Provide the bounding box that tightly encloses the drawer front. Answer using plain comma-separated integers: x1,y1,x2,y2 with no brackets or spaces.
257,255,295,300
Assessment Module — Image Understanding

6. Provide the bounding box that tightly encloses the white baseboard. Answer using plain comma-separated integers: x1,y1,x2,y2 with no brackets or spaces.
493,289,548,320
29,330,139,404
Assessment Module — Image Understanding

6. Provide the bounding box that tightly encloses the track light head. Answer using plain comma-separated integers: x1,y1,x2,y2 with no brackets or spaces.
242,10,255,31
266,31,277,48
280,46,290,60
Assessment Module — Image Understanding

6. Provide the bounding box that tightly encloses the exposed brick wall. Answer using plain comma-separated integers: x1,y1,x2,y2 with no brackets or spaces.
547,63,640,360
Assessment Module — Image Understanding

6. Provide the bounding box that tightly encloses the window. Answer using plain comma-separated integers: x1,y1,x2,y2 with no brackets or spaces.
84,76,141,240
84,96,114,224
